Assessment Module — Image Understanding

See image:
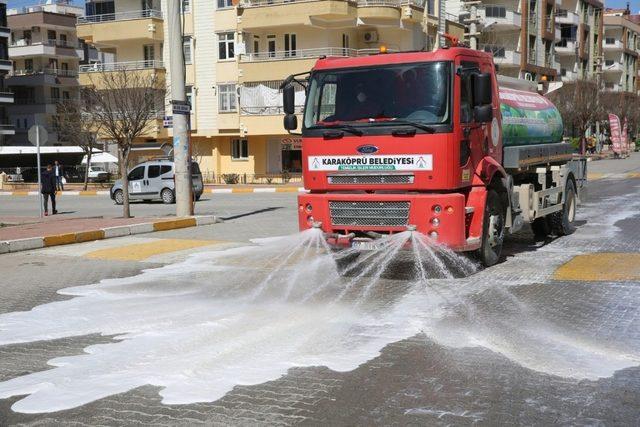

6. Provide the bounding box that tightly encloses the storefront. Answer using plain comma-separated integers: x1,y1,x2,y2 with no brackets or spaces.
266,136,302,173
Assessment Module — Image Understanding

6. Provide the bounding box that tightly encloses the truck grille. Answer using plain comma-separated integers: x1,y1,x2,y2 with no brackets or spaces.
328,174,414,185
329,201,410,227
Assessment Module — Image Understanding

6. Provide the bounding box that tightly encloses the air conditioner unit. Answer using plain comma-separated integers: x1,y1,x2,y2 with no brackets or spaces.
31,26,40,32
362,31,379,44
148,23,156,32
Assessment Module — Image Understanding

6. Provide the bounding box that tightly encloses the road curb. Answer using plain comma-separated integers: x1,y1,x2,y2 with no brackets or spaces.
0,215,221,254
0,187,309,196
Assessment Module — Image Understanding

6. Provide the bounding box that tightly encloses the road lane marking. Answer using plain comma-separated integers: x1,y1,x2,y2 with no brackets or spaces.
554,253,640,281
84,238,222,261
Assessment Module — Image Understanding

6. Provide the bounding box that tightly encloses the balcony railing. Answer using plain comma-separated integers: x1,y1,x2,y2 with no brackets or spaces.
77,9,163,24
241,47,397,62
239,0,423,7
9,68,79,78
79,60,165,72
10,39,81,49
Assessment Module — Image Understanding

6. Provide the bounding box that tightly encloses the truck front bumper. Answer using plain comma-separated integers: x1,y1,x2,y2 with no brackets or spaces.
298,192,479,252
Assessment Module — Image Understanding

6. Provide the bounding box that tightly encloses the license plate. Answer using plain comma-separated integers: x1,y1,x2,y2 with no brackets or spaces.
351,240,385,251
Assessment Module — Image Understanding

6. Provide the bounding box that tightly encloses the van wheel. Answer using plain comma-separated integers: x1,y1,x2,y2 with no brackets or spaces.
551,179,577,236
113,190,123,205
161,188,175,204
477,189,505,267
195,194,201,201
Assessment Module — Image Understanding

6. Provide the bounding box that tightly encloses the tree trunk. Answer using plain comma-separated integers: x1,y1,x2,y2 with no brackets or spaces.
119,147,131,218
84,148,91,191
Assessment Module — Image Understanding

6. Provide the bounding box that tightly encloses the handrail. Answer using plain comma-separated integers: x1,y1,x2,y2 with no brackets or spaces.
77,9,162,24
241,47,398,62
79,60,165,72
10,39,81,48
9,68,79,78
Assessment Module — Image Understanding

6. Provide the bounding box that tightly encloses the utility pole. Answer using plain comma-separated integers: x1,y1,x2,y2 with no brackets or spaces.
167,0,192,216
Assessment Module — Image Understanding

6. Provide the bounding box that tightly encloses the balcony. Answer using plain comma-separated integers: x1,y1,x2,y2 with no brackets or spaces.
10,68,79,78
603,62,623,73
479,5,522,30
357,0,402,22
6,68,79,87
0,91,13,104
481,45,521,68
0,124,15,136
239,47,396,81
9,39,82,58
238,0,358,30
79,60,166,87
0,59,12,72
603,39,623,51
77,10,164,45
560,69,577,81
555,9,579,25
555,38,577,55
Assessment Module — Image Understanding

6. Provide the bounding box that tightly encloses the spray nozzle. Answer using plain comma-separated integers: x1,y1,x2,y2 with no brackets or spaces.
406,225,417,232
312,221,323,229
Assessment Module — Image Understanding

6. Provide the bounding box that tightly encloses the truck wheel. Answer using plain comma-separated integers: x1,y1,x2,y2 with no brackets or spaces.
551,179,577,236
477,189,505,267
531,217,552,239
113,190,123,205
161,188,175,204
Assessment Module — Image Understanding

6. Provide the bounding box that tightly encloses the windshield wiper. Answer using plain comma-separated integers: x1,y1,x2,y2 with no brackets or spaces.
388,120,437,133
319,124,363,136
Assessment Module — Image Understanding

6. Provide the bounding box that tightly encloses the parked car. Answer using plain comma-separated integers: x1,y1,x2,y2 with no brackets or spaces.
110,159,204,205
78,165,110,182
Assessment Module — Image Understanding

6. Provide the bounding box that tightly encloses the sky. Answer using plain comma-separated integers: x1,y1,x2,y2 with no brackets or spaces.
5,0,640,13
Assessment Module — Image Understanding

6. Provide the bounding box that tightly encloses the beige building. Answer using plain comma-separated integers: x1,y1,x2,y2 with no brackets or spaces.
602,9,639,93
77,0,167,152
449,0,561,81
6,0,84,146
164,0,463,182
555,0,603,82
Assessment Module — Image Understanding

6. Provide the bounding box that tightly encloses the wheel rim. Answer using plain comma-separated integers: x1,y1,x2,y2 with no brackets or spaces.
162,190,172,203
567,192,576,223
115,191,123,204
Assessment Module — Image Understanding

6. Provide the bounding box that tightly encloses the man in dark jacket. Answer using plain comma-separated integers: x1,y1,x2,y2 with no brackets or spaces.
41,164,57,216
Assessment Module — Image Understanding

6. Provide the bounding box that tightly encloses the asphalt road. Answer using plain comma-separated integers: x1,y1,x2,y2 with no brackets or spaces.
0,159,640,425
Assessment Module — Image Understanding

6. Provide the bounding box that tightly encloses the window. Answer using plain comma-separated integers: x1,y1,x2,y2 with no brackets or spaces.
486,5,506,18
181,0,191,12
183,37,192,64
50,87,60,101
186,85,194,111
459,62,478,123
148,165,161,178
25,58,33,72
218,32,235,60
253,36,259,54
47,30,56,43
128,166,145,181
605,59,614,66
284,33,296,57
218,84,237,112
160,165,172,175
23,30,31,44
143,44,155,64
605,37,615,45
217,0,233,8
231,139,248,160
63,91,70,100
61,63,68,71
268,35,276,57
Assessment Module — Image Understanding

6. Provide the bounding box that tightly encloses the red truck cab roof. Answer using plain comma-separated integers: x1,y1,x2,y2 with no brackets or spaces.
312,47,495,71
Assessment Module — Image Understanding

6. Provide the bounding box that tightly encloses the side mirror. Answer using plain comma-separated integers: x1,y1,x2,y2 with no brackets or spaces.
473,73,492,106
284,113,298,131
473,104,493,123
283,84,296,115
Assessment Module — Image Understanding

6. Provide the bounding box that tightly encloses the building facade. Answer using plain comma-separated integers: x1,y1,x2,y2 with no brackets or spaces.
6,0,84,146
602,9,639,93
555,0,603,82
0,0,14,145
449,0,560,81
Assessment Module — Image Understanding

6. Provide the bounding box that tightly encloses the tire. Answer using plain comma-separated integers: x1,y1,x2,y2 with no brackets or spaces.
531,216,552,239
551,179,577,236
477,189,505,267
195,194,201,201
161,188,175,204
113,189,124,205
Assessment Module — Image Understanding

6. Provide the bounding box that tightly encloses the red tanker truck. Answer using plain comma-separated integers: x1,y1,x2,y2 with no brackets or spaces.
281,43,586,266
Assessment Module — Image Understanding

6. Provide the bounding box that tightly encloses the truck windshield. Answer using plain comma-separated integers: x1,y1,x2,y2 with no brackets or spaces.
303,61,451,131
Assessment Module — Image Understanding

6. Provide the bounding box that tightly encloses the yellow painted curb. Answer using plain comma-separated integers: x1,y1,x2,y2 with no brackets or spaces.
554,253,640,281
231,188,254,193
85,239,220,261
44,233,77,246
587,173,604,180
627,172,640,179
80,191,98,196
12,191,29,196
276,187,300,192
152,217,197,231
75,230,105,243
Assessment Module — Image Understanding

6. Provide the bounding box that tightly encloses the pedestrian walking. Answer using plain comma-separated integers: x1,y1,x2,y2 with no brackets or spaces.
41,164,57,216
54,160,64,191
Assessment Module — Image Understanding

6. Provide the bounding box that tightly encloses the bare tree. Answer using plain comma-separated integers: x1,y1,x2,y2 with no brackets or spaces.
84,69,164,218
547,79,603,153
53,89,102,190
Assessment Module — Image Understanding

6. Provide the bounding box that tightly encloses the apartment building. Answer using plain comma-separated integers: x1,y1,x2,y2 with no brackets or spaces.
156,0,463,180
555,0,603,82
6,1,84,146
0,0,14,145
602,8,639,93
448,0,560,81
77,0,166,152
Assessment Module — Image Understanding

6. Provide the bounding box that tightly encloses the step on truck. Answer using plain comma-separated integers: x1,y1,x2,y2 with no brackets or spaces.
281,42,586,266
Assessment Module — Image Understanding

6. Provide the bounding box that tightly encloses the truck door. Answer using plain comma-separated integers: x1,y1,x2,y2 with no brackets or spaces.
458,59,484,180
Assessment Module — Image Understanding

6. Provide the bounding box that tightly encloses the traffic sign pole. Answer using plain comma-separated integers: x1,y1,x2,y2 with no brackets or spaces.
36,126,42,218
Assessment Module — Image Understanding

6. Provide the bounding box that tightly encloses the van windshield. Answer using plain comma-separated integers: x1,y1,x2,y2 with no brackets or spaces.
303,61,451,131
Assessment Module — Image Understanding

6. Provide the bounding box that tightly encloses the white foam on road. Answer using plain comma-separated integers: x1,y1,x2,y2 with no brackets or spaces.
0,190,639,413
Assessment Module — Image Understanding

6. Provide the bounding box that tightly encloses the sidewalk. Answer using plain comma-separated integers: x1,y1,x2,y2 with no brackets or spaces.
0,185,308,197
0,214,218,254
